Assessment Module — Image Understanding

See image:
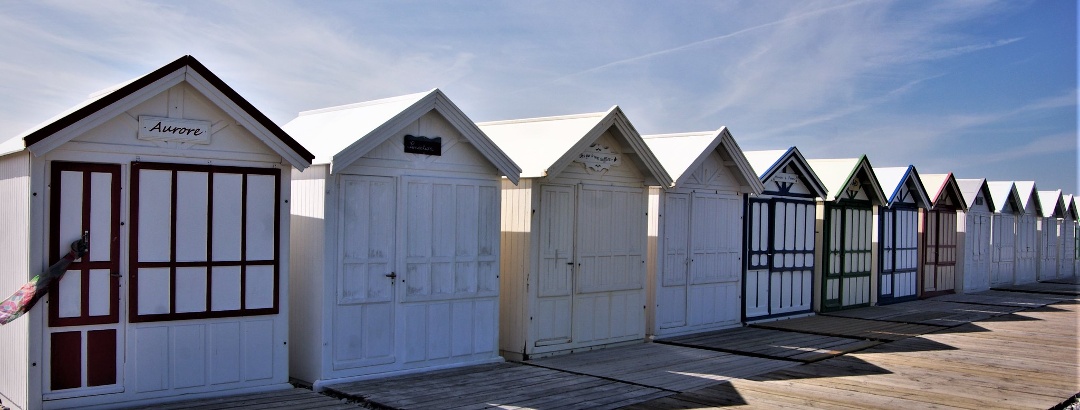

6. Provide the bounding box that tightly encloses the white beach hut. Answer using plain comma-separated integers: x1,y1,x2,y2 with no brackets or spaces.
872,166,930,304
641,129,763,337
1036,190,1065,281
805,157,886,312
918,173,966,297
478,107,672,360
986,181,1024,286
741,148,827,322
0,56,314,410
283,90,520,387
1012,181,1042,284
955,178,995,293
1063,196,1078,277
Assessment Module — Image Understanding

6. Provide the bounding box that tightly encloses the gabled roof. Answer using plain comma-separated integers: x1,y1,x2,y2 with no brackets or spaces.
873,165,931,209
743,147,828,199
478,107,671,187
10,55,314,170
805,156,886,205
1012,181,1043,217
641,128,763,193
986,181,1024,214
284,89,521,183
956,178,995,212
1064,195,1078,220
919,173,968,212
1036,190,1064,218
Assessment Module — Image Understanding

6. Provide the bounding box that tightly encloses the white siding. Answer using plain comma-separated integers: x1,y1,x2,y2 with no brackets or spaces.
499,178,532,359
289,164,328,383
0,152,31,410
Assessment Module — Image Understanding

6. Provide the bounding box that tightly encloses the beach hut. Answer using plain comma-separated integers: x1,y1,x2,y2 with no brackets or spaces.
1012,181,1042,284
986,182,1024,286
1036,190,1065,280
640,129,762,337
1064,196,1078,277
872,166,930,304
282,90,520,387
955,178,995,293
741,148,827,322
0,56,314,409
917,173,966,297
806,157,886,312
478,108,670,360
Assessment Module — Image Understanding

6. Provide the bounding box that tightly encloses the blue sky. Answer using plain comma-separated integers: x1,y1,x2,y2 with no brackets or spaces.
1,0,1076,194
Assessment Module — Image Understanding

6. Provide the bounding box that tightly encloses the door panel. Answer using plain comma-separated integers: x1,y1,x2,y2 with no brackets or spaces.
46,162,122,395
659,193,689,328
991,214,1016,285
880,207,918,302
822,204,872,311
334,175,396,368
746,199,815,320
536,185,574,346
924,211,957,294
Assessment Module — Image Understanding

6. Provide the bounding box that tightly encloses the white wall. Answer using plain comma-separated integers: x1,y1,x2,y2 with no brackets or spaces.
0,151,31,410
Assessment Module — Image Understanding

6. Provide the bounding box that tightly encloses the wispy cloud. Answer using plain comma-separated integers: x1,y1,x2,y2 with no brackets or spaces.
870,37,1025,65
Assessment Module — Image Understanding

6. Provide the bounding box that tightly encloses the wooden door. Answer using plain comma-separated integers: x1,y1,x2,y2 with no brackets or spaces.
822,203,872,311
991,214,1016,285
684,192,741,328
745,198,814,320
45,162,122,396
658,193,690,329
334,175,397,368
1015,214,1037,283
879,207,918,303
964,212,991,291
923,210,957,295
1038,218,1058,280
1061,221,1076,278
535,184,575,347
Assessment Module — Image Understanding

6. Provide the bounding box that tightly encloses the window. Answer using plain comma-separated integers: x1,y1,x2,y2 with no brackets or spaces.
129,162,280,322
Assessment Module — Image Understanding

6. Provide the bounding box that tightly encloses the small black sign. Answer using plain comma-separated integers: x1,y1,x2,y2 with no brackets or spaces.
404,135,442,156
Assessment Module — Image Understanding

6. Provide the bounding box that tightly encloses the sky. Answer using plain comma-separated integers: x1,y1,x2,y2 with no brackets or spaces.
1,0,1076,195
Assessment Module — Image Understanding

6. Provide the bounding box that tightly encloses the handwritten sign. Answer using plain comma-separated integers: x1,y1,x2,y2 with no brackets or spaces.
575,143,621,172
138,116,211,144
404,135,442,156
773,173,799,184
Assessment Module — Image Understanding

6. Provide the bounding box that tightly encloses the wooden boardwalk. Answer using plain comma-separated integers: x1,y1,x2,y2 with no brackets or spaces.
657,326,881,363
824,299,1025,326
624,298,1079,409
119,388,360,409
121,280,1078,409
751,314,945,341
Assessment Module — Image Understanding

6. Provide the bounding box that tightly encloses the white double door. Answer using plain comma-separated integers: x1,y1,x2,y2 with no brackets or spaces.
534,184,647,348
657,190,743,334
745,198,815,320
333,174,499,370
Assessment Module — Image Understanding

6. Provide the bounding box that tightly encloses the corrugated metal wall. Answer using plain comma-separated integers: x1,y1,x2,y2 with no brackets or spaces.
0,151,31,410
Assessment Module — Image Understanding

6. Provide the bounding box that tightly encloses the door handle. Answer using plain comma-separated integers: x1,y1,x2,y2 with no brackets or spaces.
385,272,397,279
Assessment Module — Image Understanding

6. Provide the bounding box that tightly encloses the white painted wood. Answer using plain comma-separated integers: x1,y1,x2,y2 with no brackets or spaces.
138,170,172,263
1015,211,1038,284
211,266,242,311
1037,217,1059,280
175,172,208,262
175,267,207,313
991,213,1017,285
212,174,243,262
0,152,31,410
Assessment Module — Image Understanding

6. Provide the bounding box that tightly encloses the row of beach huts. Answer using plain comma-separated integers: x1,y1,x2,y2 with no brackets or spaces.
0,56,1075,409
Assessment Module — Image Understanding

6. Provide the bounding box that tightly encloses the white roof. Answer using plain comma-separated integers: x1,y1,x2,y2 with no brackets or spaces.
743,149,790,178
477,107,671,186
874,166,930,208
1037,190,1064,218
956,178,994,211
1064,194,1078,220
987,181,1023,214
806,156,886,205
743,147,827,198
1012,181,1041,216
918,173,966,211
284,89,520,183
641,128,763,192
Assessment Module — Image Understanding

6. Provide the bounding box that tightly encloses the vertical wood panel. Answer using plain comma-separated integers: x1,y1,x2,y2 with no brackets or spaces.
50,331,82,390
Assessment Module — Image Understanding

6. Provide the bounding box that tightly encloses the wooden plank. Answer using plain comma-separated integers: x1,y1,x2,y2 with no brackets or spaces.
751,316,941,341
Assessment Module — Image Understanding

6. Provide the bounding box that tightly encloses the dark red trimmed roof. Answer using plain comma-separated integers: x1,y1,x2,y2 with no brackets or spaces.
22,55,314,163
